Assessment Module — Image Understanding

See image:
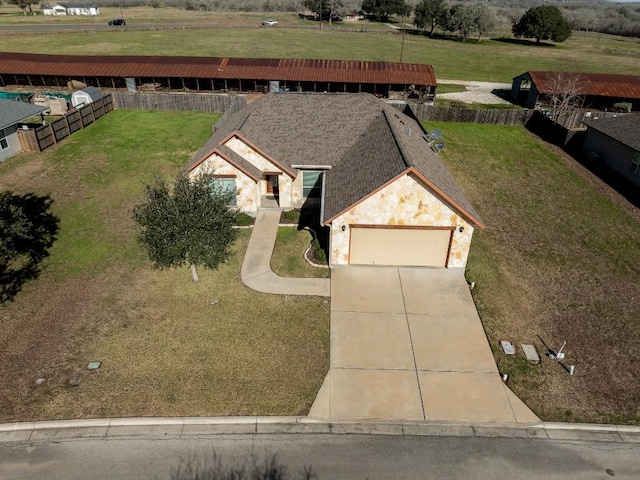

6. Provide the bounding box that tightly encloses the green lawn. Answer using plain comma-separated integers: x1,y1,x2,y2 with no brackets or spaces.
271,227,330,279
429,122,640,424
0,110,329,421
0,7,638,81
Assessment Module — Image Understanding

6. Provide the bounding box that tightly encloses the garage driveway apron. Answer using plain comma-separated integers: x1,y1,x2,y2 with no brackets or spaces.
310,266,539,423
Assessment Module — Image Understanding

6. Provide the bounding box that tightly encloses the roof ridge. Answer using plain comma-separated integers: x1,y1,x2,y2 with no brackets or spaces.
382,108,414,169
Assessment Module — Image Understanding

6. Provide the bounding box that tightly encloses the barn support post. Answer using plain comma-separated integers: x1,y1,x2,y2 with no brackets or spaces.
96,77,101,88
13,75,19,86
211,79,214,91
41,75,46,86
224,79,228,91
239,79,242,91
181,78,186,90
27,75,33,87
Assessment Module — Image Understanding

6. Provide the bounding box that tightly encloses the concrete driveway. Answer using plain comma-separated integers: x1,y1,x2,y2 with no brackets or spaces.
310,266,539,423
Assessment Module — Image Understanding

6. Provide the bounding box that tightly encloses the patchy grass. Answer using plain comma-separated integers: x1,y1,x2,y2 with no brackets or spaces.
0,7,638,81
0,110,329,422
428,122,640,424
435,83,467,94
271,227,330,279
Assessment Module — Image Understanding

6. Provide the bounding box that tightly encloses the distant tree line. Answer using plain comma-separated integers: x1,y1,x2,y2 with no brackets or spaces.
12,0,638,38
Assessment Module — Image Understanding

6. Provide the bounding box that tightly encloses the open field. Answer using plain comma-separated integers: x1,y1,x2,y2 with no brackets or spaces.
431,122,640,424
0,110,330,422
0,7,638,81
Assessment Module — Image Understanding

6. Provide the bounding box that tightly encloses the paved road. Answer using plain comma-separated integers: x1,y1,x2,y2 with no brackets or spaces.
1,433,638,479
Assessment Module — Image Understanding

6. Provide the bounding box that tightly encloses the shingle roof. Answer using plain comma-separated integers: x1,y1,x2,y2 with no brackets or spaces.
583,113,640,152
523,71,640,99
0,99,47,130
187,93,483,228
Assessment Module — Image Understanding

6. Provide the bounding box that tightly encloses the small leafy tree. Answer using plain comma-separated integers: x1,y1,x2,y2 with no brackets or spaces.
0,192,59,303
9,0,39,15
303,0,345,23
132,174,237,282
361,0,410,22
512,5,572,44
472,3,495,41
413,0,446,37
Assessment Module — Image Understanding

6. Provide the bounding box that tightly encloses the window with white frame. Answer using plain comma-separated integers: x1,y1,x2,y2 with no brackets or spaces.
302,171,322,198
630,153,640,175
209,177,237,205
0,129,8,150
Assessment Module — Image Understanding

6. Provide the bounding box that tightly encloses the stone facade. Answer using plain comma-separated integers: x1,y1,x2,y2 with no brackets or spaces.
189,153,259,212
329,173,474,269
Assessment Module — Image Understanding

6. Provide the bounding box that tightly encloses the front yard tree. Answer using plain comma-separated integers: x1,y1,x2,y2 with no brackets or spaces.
512,5,572,44
413,0,447,37
361,0,410,22
132,174,236,282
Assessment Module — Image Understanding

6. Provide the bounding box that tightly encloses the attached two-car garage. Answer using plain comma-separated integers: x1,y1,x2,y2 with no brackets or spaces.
348,226,454,267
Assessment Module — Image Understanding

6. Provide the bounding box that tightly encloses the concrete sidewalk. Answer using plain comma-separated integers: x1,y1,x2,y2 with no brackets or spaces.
240,210,330,297
1,417,639,443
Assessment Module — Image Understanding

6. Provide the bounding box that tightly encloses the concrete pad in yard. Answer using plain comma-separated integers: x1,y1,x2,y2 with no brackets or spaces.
419,371,516,423
331,311,414,369
409,314,497,373
331,266,405,313
330,368,424,420
399,268,477,316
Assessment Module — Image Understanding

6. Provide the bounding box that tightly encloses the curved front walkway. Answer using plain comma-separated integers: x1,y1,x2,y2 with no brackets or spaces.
240,210,330,297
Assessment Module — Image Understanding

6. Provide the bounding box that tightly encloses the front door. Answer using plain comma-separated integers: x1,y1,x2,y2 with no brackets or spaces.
265,175,279,196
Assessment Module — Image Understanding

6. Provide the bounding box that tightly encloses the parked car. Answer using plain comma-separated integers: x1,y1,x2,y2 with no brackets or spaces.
108,18,126,26
261,19,278,26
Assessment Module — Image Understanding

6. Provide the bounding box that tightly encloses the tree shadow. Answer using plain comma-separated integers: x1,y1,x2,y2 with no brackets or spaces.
1,192,60,303
169,451,317,480
492,37,557,47
298,203,329,261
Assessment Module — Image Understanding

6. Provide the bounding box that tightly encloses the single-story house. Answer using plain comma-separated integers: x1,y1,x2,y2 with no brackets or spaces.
41,3,99,15
344,10,364,22
582,113,640,188
0,99,48,162
187,93,484,269
511,71,640,111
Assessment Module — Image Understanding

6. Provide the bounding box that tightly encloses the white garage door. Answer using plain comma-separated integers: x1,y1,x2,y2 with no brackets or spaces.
349,227,452,267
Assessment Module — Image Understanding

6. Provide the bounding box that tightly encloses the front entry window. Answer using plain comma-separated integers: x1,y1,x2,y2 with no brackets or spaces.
302,171,322,198
209,177,237,206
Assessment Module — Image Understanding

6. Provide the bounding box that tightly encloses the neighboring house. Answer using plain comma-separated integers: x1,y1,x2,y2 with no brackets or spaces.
582,113,640,188
187,93,484,269
511,71,640,111
41,3,99,15
344,10,364,21
0,99,48,162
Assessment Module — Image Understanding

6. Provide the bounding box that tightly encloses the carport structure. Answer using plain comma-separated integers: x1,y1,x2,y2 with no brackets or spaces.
0,52,437,100
511,71,640,111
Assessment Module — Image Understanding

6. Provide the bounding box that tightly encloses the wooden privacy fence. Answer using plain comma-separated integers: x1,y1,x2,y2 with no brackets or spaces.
405,103,535,125
111,92,247,114
18,94,114,152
